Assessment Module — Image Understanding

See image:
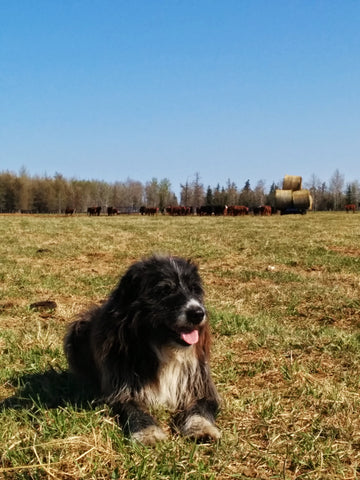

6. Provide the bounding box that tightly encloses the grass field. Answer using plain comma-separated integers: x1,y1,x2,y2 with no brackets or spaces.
1,212,360,479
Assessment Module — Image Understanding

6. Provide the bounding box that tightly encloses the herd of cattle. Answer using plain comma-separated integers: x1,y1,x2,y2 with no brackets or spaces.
140,205,271,216
62,203,358,216
67,204,282,216
46,203,360,216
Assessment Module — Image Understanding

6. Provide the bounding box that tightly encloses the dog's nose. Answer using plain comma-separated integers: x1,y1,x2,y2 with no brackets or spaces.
186,306,205,324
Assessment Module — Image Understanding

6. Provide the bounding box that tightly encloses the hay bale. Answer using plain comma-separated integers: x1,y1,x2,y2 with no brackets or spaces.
308,194,313,211
275,189,293,210
283,175,302,191
293,189,311,210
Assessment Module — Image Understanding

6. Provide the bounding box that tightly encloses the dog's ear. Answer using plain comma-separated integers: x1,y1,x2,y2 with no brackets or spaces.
110,262,144,307
186,258,202,276
196,321,211,360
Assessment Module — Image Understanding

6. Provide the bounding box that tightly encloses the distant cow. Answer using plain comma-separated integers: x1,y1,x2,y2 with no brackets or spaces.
197,205,227,216
345,204,356,213
197,205,213,216
213,205,227,216
166,206,181,215
65,207,75,215
145,207,159,215
166,206,191,216
107,207,118,216
280,208,306,215
227,205,249,216
260,205,272,216
87,206,101,216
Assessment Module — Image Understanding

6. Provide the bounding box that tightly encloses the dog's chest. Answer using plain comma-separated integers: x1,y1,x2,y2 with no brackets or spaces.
143,347,197,410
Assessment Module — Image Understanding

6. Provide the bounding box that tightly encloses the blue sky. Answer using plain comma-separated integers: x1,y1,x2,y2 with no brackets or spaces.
1,1,359,198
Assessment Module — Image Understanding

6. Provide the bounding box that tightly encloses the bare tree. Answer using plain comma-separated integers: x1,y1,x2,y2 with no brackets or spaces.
345,180,360,206
145,178,160,207
253,180,266,206
329,169,345,210
192,172,204,208
0,172,18,212
127,179,144,210
17,167,33,212
53,172,68,213
180,180,191,206
158,178,174,210
225,179,238,205
306,174,322,211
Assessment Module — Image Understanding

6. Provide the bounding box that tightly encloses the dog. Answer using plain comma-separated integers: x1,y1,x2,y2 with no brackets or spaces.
64,255,220,445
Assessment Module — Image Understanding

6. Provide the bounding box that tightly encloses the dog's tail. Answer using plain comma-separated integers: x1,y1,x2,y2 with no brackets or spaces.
64,319,99,387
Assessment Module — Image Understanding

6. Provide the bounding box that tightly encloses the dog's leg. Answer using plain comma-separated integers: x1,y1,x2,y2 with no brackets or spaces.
180,413,221,441
112,401,168,446
173,399,221,442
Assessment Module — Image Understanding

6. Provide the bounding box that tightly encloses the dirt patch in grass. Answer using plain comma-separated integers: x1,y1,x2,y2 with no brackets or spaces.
328,245,360,257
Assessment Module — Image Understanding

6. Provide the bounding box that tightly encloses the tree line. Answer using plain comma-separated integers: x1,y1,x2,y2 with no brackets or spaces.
0,168,358,214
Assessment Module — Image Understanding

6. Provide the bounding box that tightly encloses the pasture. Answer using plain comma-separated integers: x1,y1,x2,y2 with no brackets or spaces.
1,212,360,479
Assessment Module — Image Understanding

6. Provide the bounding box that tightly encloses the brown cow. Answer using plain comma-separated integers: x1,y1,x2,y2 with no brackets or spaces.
227,205,249,216
260,205,272,216
166,206,181,215
345,204,356,213
166,206,192,216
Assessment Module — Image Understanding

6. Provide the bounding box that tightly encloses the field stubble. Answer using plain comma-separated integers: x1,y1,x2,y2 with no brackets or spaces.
0,212,360,479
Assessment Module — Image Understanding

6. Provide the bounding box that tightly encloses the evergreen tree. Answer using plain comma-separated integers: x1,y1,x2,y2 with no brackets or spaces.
205,186,213,205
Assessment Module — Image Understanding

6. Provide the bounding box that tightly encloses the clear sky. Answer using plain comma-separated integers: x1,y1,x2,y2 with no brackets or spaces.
1,1,359,198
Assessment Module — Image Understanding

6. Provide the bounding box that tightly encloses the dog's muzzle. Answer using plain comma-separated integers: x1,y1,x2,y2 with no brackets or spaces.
186,305,206,325
174,300,206,346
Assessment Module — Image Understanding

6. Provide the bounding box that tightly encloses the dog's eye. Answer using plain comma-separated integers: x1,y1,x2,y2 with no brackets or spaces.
191,284,203,297
153,282,174,297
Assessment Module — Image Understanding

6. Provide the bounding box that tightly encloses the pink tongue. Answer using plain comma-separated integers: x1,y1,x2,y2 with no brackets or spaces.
181,330,199,345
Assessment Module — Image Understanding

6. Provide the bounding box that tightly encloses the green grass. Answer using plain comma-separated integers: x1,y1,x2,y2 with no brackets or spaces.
1,212,360,479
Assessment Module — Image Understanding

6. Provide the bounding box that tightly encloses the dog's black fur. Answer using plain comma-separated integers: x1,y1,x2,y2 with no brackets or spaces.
64,255,220,444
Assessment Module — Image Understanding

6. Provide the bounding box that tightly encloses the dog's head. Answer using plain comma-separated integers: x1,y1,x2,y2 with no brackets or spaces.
110,255,208,348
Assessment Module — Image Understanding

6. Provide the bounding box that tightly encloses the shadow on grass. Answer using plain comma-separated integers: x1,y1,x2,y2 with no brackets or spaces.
0,368,101,411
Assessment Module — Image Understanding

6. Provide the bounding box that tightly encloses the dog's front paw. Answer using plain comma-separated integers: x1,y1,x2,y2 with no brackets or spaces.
132,425,168,446
181,415,221,442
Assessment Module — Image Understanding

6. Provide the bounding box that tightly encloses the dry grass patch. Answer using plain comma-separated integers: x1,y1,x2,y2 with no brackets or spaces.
1,212,360,478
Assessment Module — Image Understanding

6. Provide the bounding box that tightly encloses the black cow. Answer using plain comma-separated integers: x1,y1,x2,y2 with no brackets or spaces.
87,206,101,216
107,207,118,216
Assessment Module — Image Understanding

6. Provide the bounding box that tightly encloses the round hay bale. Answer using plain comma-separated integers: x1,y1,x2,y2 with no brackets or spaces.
308,194,313,211
283,175,302,191
275,189,293,210
293,189,311,210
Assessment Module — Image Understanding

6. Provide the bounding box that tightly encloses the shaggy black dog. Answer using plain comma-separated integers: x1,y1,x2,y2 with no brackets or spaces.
64,255,220,445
